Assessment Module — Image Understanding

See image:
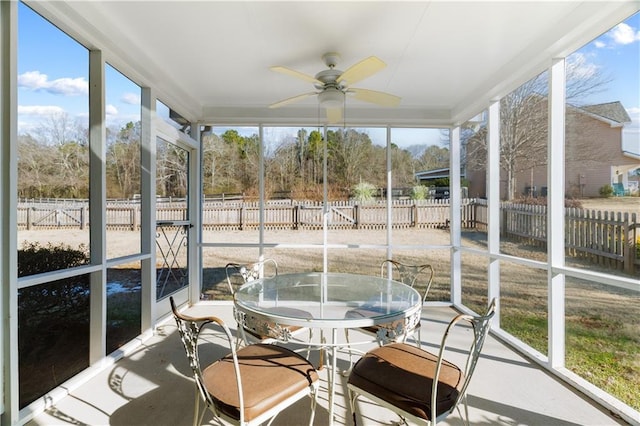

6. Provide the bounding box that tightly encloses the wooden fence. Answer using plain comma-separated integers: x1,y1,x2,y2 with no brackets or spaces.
17,198,638,273
500,202,638,274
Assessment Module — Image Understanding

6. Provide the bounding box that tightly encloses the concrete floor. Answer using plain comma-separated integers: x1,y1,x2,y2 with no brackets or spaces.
27,304,626,426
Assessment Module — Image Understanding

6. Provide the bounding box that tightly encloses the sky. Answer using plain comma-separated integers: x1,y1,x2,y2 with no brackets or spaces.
15,3,640,153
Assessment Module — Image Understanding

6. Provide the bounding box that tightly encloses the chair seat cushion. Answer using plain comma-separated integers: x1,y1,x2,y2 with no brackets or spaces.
348,342,464,421
202,343,318,422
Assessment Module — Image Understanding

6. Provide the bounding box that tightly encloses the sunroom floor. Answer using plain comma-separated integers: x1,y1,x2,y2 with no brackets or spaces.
26,303,625,426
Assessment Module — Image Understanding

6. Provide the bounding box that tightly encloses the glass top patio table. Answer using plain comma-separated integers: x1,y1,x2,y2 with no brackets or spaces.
234,272,422,425
233,271,422,330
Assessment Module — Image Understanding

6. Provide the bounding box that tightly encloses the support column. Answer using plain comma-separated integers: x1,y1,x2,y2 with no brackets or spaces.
450,126,462,305
1,1,18,423
140,87,157,332
548,58,566,368
88,50,107,364
487,100,501,324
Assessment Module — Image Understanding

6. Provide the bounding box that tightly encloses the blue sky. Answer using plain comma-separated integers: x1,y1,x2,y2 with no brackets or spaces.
16,3,639,153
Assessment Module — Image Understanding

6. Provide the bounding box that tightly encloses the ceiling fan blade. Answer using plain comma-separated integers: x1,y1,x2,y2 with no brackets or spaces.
348,88,401,107
269,92,317,109
336,56,386,85
270,66,321,84
326,107,343,124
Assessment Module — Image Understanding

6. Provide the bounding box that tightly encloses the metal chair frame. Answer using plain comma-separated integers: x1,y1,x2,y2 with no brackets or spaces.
347,299,497,426
225,259,313,351
346,259,434,350
170,297,318,426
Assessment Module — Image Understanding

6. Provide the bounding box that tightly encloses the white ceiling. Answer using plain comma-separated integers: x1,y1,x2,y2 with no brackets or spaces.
30,1,640,127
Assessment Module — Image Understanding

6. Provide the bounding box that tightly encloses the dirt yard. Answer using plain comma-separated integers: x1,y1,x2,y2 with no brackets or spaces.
578,196,639,214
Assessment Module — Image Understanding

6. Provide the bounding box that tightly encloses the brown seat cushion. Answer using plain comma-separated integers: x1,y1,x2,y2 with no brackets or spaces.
202,343,319,422
348,342,464,421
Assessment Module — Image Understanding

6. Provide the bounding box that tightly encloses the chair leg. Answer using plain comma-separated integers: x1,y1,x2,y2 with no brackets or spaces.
347,388,358,426
193,387,202,426
344,328,356,372
308,384,318,426
453,394,471,426
306,328,313,360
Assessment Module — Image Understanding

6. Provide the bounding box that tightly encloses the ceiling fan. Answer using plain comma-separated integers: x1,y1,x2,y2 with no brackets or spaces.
269,52,401,123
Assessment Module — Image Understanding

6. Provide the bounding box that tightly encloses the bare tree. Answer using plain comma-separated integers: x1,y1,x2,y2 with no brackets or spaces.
106,121,141,198
465,56,611,200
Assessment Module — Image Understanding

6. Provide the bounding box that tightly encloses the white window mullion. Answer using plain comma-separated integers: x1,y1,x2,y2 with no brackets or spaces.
259,125,265,258
487,100,501,324
450,126,461,305
191,122,203,304
548,58,566,368
140,87,157,332
88,50,107,364
1,0,19,422
386,127,392,259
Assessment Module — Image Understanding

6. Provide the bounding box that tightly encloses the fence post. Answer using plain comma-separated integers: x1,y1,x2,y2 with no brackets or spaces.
412,202,417,227
293,205,298,230
79,207,85,230
131,206,138,231
239,205,244,230
354,204,359,229
26,208,31,230
624,212,633,274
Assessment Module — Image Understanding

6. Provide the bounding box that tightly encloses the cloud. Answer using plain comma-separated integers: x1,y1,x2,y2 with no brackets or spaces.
121,92,141,105
596,22,640,48
623,107,640,153
106,104,119,116
18,105,65,116
18,71,88,96
566,52,600,80
608,22,640,45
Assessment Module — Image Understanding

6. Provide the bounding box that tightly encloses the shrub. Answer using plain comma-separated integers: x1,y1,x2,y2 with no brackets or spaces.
18,241,89,277
18,242,91,408
411,185,428,200
599,184,614,198
352,181,377,202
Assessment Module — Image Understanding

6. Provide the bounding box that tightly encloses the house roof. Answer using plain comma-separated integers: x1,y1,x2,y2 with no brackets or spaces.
580,101,632,124
28,1,640,127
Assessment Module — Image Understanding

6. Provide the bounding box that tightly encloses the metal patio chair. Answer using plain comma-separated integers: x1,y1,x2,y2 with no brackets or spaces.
225,259,313,349
170,297,319,426
345,259,434,348
347,299,497,426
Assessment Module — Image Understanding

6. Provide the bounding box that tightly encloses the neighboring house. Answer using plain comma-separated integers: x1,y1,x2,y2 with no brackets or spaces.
451,100,640,199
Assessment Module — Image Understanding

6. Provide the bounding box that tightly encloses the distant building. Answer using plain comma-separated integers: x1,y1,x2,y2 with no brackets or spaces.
460,100,640,199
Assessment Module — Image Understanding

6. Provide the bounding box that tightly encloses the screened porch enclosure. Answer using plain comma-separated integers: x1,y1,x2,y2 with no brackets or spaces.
3,1,640,425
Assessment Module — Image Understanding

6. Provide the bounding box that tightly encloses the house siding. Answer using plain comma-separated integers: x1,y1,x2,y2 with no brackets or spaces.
464,102,639,200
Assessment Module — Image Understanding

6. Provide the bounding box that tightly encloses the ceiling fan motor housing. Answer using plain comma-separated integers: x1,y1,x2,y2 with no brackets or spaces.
314,69,345,90
318,87,345,108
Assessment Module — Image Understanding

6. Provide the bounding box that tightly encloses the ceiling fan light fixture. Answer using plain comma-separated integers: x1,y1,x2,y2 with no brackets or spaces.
318,88,344,109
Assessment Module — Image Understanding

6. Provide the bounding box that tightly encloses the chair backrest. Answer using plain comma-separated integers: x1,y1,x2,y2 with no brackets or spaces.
225,258,278,295
170,297,223,409
380,259,434,302
432,298,497,422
